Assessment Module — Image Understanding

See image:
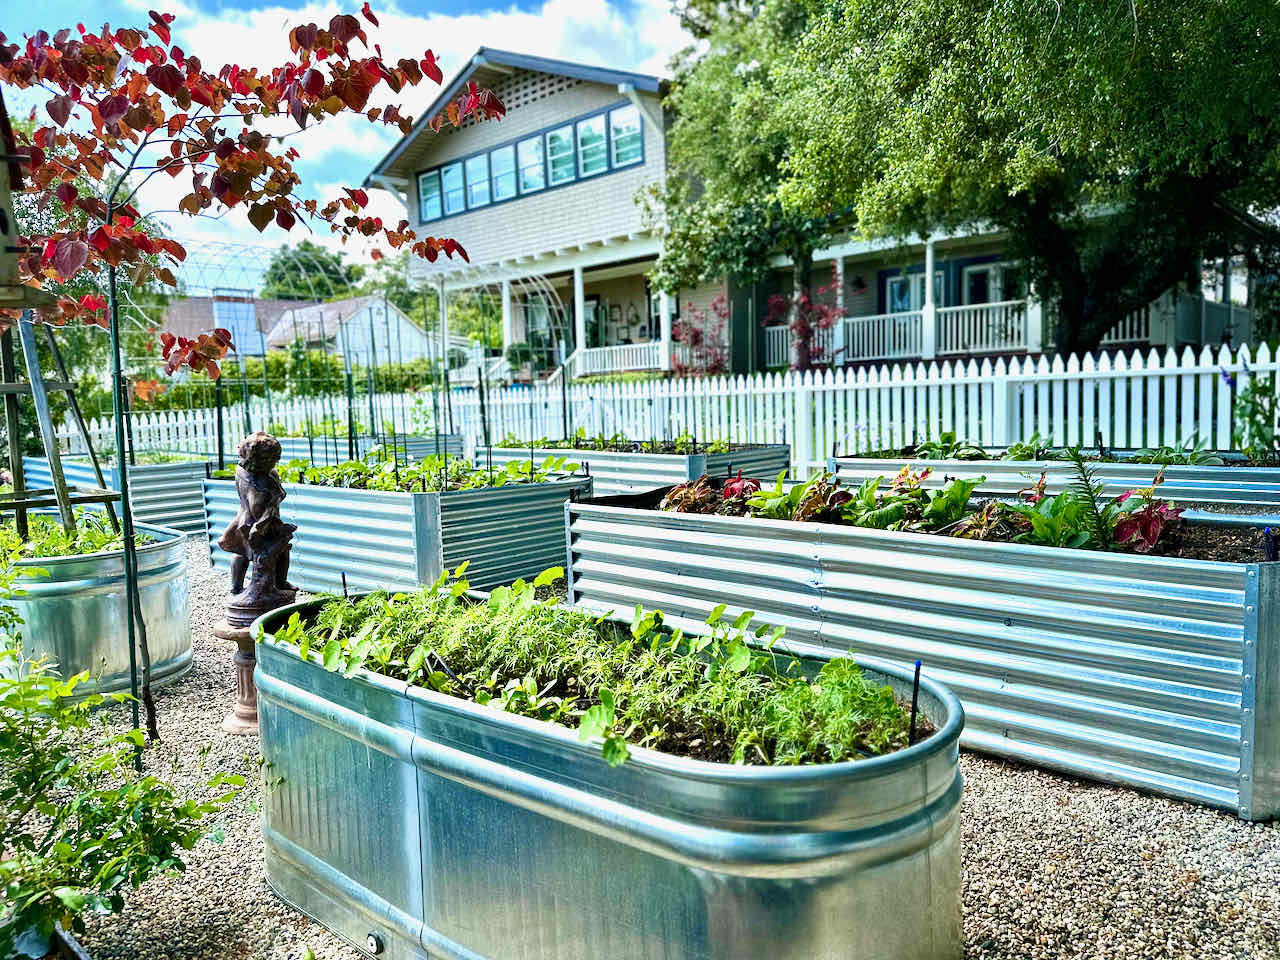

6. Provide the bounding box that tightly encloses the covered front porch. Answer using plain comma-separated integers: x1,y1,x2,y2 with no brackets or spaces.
762,235,1255,368
427,232,675,382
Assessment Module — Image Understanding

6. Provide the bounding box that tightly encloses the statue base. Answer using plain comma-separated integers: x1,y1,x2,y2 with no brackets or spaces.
215,587,296,736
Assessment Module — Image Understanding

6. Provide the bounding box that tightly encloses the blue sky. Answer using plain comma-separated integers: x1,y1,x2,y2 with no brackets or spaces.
4,0,685,274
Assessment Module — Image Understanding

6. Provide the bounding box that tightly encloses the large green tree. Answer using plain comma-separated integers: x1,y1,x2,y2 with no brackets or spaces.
777,0,1280,355
648,0,836,369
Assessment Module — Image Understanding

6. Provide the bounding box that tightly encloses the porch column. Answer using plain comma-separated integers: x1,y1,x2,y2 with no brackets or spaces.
920,239,937,360
500,279,513,349
573,265,586,354
1025,290,1044,354
659,290,672,371
832,256,847,366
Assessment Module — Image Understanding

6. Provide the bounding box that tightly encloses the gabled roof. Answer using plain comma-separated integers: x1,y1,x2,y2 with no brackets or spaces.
365,47,664,186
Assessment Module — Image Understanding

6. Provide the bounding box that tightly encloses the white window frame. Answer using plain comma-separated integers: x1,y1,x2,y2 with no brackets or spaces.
490,144,516,201
576,114,608,178
546,125,576,186
517,136,546,194
440,162,465,216
887,271,943,312
417,170,442,222
609,105,643,167
464,154,490,209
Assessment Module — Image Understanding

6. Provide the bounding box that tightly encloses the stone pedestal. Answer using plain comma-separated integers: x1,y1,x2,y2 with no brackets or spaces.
214,588,294,736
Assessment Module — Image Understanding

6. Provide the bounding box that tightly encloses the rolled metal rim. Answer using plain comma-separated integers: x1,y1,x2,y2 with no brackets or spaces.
253,596,965,787
11,521,187,574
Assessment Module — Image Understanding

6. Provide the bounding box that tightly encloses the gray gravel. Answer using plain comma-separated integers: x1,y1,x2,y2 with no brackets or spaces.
77,542,1280,959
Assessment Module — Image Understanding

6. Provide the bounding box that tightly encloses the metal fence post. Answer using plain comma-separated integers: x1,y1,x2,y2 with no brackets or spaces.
1244,562,1280,820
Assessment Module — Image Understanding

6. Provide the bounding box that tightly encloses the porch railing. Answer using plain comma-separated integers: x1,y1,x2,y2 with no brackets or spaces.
842,310,922,362
937,300,1027,355
574,341,666,377
1100,306,1152,345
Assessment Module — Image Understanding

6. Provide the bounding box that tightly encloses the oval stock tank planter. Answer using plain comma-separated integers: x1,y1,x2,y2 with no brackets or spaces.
12,522,191,695
480,443,791,495
253,600,965,960
23,455,212,534
566,495,1280,821
202,476,591,593
829,454,1280,509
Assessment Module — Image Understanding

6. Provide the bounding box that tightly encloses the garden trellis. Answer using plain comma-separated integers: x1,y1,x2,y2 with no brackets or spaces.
110,239,470,468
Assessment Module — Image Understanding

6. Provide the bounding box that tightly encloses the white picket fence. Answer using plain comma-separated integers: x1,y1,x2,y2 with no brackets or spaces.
64,344,1274,476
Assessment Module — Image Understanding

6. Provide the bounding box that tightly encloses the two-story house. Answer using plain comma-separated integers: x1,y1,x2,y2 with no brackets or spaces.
366,49,1255,379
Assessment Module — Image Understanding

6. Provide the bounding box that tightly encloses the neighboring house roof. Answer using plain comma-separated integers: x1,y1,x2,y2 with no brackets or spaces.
261,295,469,352
365,47,664,186
158,296,297,341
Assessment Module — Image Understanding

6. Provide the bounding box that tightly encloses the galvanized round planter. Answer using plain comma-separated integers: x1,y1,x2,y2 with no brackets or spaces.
253,599,965,960
13,522,192,695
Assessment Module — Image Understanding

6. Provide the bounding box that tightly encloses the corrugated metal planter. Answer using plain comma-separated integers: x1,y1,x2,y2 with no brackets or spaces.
479,443,791,495
566,498,1280,821
252,600,965,960
202,476,592,593
12,522,191,695
23,455,212,534
829,455,1280,508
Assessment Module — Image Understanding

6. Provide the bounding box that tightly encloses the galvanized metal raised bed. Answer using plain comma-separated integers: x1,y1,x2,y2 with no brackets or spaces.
253,599,964,960
23,456,211,534
13,522,191,695
480,443,790,495
829,454,1280,508
203,476,591,593
566,496,1280,820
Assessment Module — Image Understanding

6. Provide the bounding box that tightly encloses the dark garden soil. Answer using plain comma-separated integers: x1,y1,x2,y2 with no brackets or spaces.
1152,522,1264,563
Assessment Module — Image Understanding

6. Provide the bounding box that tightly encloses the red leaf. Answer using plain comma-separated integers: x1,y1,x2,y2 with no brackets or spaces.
89,227,112,252
421,50,442,85
146,63,185,98
98,94,129,127
345,187,368,208
293,23,318,52
46,95,73,127
275,207,295,230
361,2,379,26
53,239,89,280
149,10,171,45
79,293,107,313
55,182,78,209
301,67,324,98
329,14,360,44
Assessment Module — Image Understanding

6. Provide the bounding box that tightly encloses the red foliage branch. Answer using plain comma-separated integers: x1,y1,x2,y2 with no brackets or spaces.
763,263,844,371
0,6,504,376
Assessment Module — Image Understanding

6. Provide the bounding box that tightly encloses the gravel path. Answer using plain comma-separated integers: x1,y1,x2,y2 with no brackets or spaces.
78,542,1280,959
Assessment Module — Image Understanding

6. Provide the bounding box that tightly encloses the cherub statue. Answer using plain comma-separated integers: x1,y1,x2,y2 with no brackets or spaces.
218,431,296,608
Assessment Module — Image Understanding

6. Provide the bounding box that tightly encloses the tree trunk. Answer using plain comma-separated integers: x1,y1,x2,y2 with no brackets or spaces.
788,248,814,370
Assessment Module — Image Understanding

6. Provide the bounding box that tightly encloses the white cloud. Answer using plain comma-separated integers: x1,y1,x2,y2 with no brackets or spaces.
113,0,687,271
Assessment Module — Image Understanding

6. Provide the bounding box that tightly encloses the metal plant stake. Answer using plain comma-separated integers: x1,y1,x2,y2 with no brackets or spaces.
212,431,297,735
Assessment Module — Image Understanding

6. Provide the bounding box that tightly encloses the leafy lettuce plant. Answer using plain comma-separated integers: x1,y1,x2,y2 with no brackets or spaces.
914,432,987,460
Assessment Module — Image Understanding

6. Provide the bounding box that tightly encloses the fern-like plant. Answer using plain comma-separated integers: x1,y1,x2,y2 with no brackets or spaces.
1064,446,1118,548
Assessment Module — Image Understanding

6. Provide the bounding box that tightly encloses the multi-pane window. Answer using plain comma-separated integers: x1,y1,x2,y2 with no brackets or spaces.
491,145,516,201
517,136,545,193
609,105,643,166
465,154,490,208
577,114,607,177
417,103,648,222
418,170,442,222
546,125,576,185
441,162,465,215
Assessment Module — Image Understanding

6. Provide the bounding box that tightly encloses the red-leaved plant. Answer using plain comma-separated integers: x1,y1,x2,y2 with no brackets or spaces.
762,263,845,372
1113,473,1184,553
0,6,504,375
